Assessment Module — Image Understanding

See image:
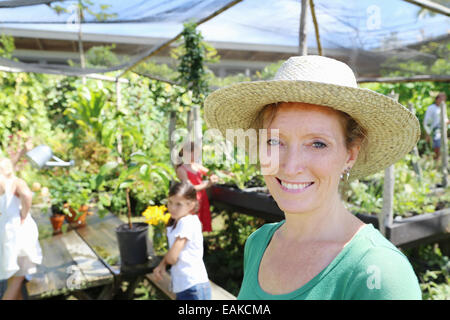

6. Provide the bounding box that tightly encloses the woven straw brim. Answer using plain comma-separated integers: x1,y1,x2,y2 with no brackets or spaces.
204,80,420,180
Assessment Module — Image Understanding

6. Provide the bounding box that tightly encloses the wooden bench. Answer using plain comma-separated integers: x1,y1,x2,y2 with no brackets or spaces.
24,207,117,299
26,229,115,299
24,207,160,300
146,273,236,300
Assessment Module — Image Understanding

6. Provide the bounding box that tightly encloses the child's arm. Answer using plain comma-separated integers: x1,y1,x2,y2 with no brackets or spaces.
176,165,214,192
165,237,187,265
16,179,32,224
152,237,188,281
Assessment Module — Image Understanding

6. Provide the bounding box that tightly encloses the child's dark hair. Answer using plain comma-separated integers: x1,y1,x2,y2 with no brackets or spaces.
167,181,199,226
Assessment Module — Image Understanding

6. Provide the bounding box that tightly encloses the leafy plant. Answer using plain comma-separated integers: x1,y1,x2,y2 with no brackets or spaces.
345,154,447,217
64,87,117,148
48,169,92,219
404,244,450,300
172,21,217,105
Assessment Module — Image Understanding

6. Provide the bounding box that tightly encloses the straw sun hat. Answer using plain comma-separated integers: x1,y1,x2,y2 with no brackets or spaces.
204,55,420,180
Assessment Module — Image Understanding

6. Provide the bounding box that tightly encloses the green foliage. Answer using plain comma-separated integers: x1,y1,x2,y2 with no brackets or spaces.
346,154,446,217
172,22,216,105
204,210,265,296
0,33,15,59
64,87,116,148
254,60,285,80
359,81,449,156
134,61,179,82
51,0,117,22
48,169,92,217
85,45,121,68
404,244,450,300
380,40,449,77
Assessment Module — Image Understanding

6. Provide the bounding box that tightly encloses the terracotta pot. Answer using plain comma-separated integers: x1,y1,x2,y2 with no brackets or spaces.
50,213,65,235
65,204,89,228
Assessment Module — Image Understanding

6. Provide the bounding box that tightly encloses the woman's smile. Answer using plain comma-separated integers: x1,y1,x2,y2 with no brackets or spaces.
275,177,314,193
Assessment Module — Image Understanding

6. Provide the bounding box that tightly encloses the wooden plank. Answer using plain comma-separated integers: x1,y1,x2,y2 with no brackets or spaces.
146,273,236,300
387,208,450,246
76,213,160,277
210,281,237,300
26,230,113,299
75,214,123,274
146,272,176,300
59,231,113,288
27,232,79,299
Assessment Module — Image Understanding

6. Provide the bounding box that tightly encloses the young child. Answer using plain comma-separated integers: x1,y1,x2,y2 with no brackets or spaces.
152,182,211,300
175,142,219,232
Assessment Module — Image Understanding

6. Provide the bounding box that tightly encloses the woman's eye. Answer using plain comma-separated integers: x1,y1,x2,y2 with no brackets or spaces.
267,139,280,146
312,141,327,149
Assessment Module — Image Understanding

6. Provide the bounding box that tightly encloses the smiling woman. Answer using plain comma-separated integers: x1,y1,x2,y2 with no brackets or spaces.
204,55,422,300
258,102,362,217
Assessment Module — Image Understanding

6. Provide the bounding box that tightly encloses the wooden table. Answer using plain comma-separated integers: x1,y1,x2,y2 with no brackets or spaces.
24,207,160,300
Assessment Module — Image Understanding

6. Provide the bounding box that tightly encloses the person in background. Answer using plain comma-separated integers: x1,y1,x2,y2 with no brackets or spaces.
423,92,448,160
0,157,42,300
152,182,211,300
175,142,219,232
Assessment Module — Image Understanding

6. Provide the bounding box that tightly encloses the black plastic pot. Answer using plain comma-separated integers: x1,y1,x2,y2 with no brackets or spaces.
116,222,150,266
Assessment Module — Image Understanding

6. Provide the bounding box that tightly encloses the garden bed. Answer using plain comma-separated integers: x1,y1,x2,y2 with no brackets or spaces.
209,184,450,248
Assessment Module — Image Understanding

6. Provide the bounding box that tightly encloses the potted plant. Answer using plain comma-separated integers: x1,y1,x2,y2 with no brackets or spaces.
142,205,171,255
47,175,68,234
96,152,173,266
48,169,93,231
63,187,92,229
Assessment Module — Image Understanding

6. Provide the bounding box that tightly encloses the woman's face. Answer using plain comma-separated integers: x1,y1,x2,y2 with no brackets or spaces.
167,194,196,221
260,102,360,215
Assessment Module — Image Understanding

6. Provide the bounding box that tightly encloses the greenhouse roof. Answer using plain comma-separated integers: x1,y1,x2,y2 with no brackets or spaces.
0,0,448,81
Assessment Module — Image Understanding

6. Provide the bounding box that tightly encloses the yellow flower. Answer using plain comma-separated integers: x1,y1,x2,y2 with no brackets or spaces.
142,205,169,226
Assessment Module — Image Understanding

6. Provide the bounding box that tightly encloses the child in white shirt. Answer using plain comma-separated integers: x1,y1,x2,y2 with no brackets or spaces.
152,182,211,300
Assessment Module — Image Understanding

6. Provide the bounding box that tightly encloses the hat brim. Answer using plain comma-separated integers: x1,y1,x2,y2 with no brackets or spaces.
204,80,420,179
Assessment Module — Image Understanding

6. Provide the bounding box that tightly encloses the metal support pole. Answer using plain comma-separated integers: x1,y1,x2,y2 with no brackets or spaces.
116,80,123,164
299,0,309,56
380,165,395,236
309,0,322,56
169,111,177,166
192,105,202,164
408,103,422,181
440,100,448,188
379,92,398,237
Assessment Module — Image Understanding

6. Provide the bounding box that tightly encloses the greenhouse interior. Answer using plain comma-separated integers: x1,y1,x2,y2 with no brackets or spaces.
0,0,448,302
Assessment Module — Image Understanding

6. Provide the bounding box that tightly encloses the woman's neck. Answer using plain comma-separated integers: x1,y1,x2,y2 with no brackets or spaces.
279,194,355,244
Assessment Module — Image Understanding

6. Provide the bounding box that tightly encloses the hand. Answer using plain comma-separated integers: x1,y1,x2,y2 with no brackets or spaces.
209,174,219,184
24,137,34,152
152,263,166,282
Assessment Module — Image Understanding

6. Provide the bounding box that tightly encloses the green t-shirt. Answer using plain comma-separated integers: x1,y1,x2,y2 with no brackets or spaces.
237,221,422,300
